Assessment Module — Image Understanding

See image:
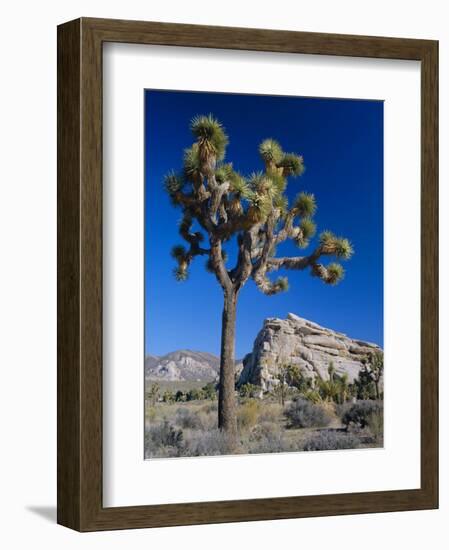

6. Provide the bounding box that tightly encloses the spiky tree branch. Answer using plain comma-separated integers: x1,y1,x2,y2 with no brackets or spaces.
166,116,354,290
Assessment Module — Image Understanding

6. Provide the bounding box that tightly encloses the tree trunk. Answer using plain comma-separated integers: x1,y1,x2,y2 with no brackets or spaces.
218,289,238,450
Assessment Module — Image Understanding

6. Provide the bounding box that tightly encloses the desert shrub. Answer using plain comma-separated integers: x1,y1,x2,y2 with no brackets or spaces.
303,430,360,451
162,390,175,403
284,398,332,429
315,370,351,405
270,381,299,405
351,367,377,400
239,383,261,398
202,382,218,400
250,421,281,440
146,406,157,422
302,389,323,404
145,420,184,458
147,383,160,406
286,365,314,393
148,420,183,447
367,409,384,444
342,400,382,429
258,403,282,423
197,410,217,431
317,378,341,403
200,401,218,414
335,401,353,420
174,407,203,430
248,421,306,454
175,390,186,402
186,388,206,401
249,437,287,454
237,399,261,430
248,422,287,454
184,429,232,456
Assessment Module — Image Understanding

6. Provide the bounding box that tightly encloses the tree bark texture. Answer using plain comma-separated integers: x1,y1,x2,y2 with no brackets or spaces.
218,290,238,449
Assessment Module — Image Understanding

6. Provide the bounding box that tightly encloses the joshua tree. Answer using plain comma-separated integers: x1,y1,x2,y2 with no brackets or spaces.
364,351,384,399
328,361,336,382
162,390,175,404
147,383,160,407
164,114,353,448
340,372,350,403
274,365,289,406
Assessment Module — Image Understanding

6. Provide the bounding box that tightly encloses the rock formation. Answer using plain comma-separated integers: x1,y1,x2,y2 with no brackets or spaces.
238,313,381,391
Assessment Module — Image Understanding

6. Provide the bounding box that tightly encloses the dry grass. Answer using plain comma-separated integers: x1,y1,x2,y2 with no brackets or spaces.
237,399,262,431
145,396,382,458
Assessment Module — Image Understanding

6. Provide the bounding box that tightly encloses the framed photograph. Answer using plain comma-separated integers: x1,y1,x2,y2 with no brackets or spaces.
57,17,438,531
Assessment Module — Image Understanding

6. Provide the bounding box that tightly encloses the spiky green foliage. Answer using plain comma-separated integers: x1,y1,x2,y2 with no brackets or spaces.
164,171,184,195
183,145,201,181
334,238,354,259
319,230,334,245
319,231,354,259
215,163,234,184
190,114,228,161
325,263,345,285
300,218,317,240
229,172,250,198
273,193,289,215
268,172,287,196
247,172,287,206
259,138,283,164
295,217,316,248
247,172,270,193
173,265,189,282
277,153,305,177
274,276,289,292
248,192,272,222
165,114,352,302
293,192,316,217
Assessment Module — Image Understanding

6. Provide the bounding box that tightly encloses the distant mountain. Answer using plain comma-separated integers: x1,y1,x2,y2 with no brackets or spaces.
145,350,220,382
144,354,159,370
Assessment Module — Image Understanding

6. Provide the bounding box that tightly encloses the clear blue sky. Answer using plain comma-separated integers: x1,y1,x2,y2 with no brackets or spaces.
145,90,383,358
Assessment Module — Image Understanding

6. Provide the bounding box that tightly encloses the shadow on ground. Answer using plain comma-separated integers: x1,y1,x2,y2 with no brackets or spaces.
26,506,57,523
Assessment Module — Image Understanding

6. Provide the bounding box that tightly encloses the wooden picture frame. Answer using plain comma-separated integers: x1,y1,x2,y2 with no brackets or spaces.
57,17,438,531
